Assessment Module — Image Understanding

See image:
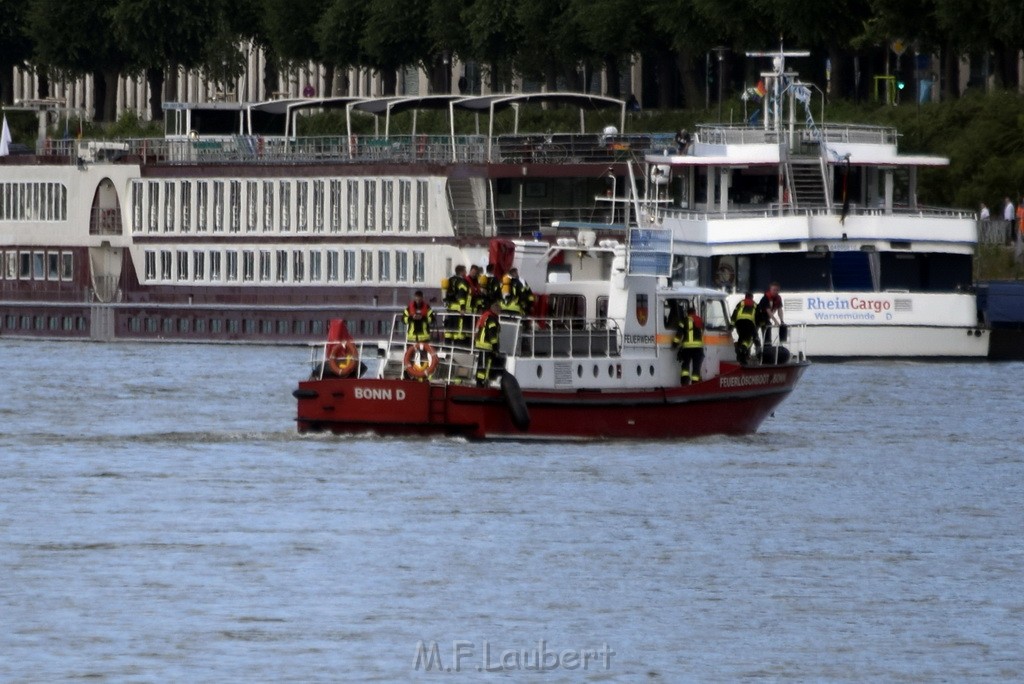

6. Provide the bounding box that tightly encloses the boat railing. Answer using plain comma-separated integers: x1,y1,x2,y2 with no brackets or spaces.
366,311,625,384
759,324,808,364
451,205,627,238
695,124,898,148
33,132,671,166
516,317,622,358
659,202,975,221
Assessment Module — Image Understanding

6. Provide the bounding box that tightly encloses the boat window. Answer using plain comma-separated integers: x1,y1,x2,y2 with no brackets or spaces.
749,253,829,291
880,253,972,292
596,296,608,319
662,298,687,331
546,294,586,325
830,251,873,291
702,298,730,331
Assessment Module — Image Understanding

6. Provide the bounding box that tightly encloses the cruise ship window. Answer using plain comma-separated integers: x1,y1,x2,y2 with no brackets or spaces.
276,249,288,281
329,180,341,232
326,251,339,282
5,251,17,279
47,252,60,280
148,181,159,232
364,180,376,231
309,251,322,281
347,180,358,231
226,251,239,281
416,180,428,232
313,180,325,233
212,181,225,232
296,181,308,232
246,181,258,232
229,180,241,232
412,251,425,283
177,251,188,280
209,251,222,280
343,250,356,282
19,252,31,279
131,181,143,232
399,180,411,232
395,251,408,282
160,251,172,280
196,182,208,232
144,251,156,281
262,181,274,231
259,251,271,281
378,251,391,282
60,252,73,280
381,180,393,232
243,251,255,281
279,181,291,231
180,182,192,232
192,251,205,280
164,181,175,232
360,250,373,281
292,250,305,281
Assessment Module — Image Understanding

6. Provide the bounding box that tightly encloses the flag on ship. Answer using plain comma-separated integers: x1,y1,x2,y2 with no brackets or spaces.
0,115,11,156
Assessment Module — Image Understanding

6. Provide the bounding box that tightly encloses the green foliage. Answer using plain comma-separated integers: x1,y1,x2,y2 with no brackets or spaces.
101,110,162,138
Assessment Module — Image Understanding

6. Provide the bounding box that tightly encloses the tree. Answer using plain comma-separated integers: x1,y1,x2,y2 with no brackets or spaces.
571,0,643,97
361,0,429,95
319,0,371,91
28,0,130,121
263,0,332,94
0,0,32,104
462,0,521,92
111,0,224,120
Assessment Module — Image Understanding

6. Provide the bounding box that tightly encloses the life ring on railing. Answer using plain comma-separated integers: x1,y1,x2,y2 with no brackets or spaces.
326,339,359,377
416,134,427,157
715,263,735,287
348,134,358,158
404,342,439,379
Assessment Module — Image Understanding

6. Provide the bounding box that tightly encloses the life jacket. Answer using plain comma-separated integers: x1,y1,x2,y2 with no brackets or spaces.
675,314,704,349
733,299,757,325
475,310,500,351
404,300,433,341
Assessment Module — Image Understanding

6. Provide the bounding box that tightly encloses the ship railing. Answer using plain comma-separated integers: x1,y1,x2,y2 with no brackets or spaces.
306,338,388,381
694,124,898,148
758,324,808,364
659,203,975,221
52,132,672,166
695,125,784,146
450,206,627,239
516,317,622,359
494,133,672,164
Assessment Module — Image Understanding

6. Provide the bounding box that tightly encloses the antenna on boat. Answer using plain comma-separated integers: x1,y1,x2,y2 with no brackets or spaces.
746,41,810,137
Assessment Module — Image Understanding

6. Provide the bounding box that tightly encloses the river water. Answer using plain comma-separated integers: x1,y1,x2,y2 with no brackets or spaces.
1,339,1022,681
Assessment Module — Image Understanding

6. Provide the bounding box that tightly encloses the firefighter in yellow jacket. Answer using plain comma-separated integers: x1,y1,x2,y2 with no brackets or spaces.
403,290,435,342
474,302,502,386
730,291,760,365
441,265,471,342
673,305,704,384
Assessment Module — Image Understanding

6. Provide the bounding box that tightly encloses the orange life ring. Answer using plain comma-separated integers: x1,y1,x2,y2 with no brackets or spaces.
404,342,439,379
326,339,359,377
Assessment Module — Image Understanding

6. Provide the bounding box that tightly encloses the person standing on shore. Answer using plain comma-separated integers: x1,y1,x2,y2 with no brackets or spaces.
1003,197,1015,245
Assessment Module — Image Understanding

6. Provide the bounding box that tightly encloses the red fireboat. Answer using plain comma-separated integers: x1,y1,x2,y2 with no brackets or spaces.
294,234,808,440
